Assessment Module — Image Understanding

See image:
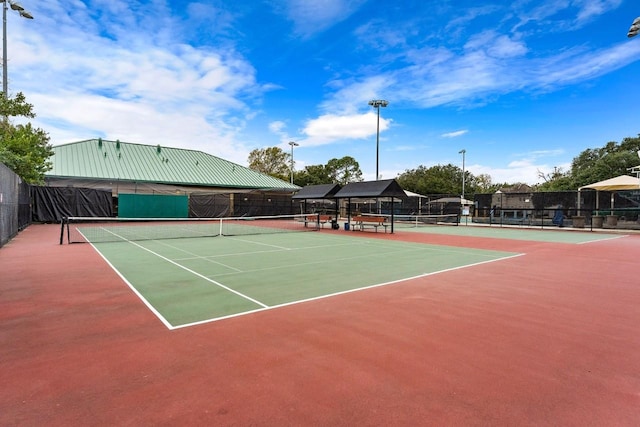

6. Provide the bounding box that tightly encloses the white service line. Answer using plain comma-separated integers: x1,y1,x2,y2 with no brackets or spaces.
576,234,627,244
125,239,269,308
173,252,526,329
96,228,269,316
154,239,242,272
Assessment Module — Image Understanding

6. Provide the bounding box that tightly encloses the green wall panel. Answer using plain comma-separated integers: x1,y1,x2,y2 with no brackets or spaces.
118,194,188,218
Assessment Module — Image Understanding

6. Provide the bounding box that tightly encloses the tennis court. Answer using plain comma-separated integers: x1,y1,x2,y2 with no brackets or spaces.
397,222,624,243
2,221,640,426
366,213,625,243
89,229,519,328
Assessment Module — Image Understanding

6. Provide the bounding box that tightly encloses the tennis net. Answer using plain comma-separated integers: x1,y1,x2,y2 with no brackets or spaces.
362,213,460,228
61,214,319,244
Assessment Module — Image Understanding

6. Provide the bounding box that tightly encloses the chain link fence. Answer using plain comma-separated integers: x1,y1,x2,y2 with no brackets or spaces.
473,190,640,229
1,163,31,247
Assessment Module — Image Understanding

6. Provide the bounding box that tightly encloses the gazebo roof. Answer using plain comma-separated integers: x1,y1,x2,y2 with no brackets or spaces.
291,183,342,199
333,179,406,199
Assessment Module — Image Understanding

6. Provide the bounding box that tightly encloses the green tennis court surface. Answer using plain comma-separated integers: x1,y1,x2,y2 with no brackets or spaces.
91,232,520,329
395,223,624,243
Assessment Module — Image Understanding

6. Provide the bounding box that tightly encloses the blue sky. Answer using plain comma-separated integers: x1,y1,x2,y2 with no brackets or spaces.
7,0,640,184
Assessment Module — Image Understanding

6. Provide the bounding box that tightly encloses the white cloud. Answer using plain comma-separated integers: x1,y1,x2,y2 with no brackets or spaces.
277,0,368,38
31,90,249,163
300,112,391,145
322,75,394,115
574,0,621,23
511,0,623,32
441,130,469,138
325,6,639,113
12,1,269,167
7,1,634,185
468,151,570,185
268,121,303,149
269,121,287,134
532,42,640,90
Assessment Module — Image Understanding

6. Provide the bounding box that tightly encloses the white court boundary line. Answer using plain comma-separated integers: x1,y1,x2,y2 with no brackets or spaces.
82,228,269,330
576,234,628,245
172,253,525,329
87,239,176,330
84,228,525,331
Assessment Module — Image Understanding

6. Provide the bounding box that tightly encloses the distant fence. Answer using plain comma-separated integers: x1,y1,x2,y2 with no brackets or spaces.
6,178,639,248
472,190,640,229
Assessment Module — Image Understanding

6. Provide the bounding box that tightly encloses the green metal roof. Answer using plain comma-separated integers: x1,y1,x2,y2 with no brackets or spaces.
47,139,299,191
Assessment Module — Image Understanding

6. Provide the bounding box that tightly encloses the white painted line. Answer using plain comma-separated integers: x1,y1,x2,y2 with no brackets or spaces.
211,243,509,278
86,240,175,330
87,229,270,330
223,235,293,250
173,240,371,262
124,238,269,309
154,239,242,272
172,252,526,329
576,234,628,245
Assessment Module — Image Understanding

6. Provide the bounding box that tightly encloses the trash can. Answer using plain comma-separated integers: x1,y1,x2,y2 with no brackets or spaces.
331,220,339,230
344,222,350,231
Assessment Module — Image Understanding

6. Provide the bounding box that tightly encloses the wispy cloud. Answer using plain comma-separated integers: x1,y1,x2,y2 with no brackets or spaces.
574,0,623,24
321,75,394,115
441,130,469,138
511,0,623,32
274,0,369,38
301,0,637,152
5,0,636,185
15,1,267,163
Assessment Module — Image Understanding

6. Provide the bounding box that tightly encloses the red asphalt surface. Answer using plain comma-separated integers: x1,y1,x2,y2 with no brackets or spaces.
1,224,639,426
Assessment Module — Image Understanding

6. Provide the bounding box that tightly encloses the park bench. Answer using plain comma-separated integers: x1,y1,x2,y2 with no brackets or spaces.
351,216,389,233
306,214,333,228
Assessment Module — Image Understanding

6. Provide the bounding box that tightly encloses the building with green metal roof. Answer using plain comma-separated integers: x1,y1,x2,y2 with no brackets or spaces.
45,139,299,195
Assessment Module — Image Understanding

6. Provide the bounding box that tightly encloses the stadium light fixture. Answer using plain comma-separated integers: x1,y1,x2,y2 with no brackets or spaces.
459,149,466,200
288,141,299,184
628,16,640,38
368,99,388,180
2,0,33,96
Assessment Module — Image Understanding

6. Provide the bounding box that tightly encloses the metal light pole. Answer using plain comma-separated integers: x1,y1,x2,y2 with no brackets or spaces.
368,99,388,181
459,149,466,199
628,16,640,38
288,141,299,184
2,0,33,96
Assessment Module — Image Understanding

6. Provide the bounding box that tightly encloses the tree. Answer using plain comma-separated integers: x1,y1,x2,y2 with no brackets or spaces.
570,137,640,187
294,164,331,187
475,173,500,193
293,156,363,186
0,92,53,184
397,163,478,195
247,147,290,181
540,135,640,190
326,156,363,185
537,166,572,191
